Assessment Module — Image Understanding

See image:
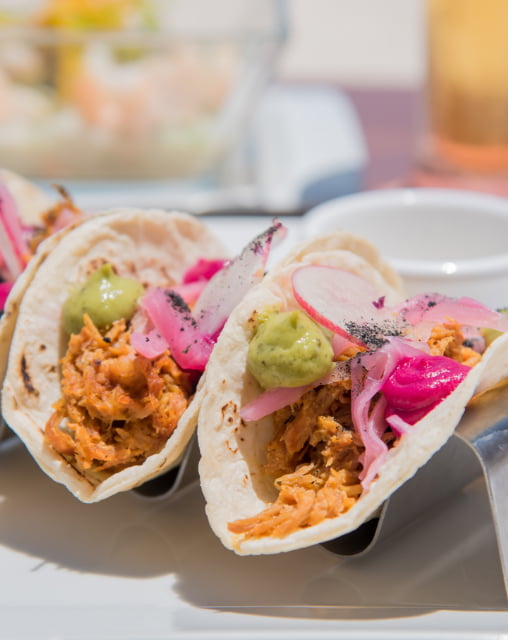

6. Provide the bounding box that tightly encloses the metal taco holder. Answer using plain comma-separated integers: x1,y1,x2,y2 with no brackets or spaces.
131,434,200,501
322,383,508,599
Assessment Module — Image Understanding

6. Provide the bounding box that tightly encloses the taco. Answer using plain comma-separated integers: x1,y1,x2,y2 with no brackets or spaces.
197,231,508,555
0,170,84,353
1,209,285,501
2,208,224,501
0,170,84,442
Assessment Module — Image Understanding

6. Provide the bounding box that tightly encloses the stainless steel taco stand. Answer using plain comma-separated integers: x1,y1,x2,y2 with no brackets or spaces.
322,383,508,600
131,435,200,501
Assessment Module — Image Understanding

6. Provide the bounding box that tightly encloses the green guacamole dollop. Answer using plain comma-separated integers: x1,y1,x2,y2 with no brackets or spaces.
247,309,333,389
62,263,144,335
481,307,508,347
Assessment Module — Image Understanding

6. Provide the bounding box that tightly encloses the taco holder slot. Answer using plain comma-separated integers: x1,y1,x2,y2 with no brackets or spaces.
322,384,508,600
132,435,200,501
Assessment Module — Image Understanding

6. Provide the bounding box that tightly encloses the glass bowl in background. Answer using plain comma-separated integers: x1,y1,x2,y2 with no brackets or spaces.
0,0,286,181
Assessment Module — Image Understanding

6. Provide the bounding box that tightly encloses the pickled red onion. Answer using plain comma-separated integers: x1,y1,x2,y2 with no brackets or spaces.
130,327,169,360
381,354,470,424
350,337,429,488
240,361,350,422
240,385,309,422
0,182,29,280
137,288,215,370
182,258,227,284
396,293,508,331
0,281,13,310
132,220,287,371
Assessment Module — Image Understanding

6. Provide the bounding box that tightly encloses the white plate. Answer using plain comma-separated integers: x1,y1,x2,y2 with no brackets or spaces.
1,216,508,639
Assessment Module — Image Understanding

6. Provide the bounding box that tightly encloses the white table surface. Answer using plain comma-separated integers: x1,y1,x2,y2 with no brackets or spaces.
1,215,508,639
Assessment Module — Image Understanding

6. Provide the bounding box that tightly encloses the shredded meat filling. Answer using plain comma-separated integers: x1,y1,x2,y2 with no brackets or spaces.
229,320,480,540
229,380,365,538
44,314,194,478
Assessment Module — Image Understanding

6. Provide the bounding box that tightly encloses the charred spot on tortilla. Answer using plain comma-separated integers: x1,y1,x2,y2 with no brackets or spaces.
123,261,136,276
85,257,108,275
226,440,238,455
39,344,47,351
221,401,238,418
247,311,258,327
20,355,39,397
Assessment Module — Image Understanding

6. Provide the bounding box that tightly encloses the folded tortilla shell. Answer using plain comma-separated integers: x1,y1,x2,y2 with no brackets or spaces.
197,231,508,555
1,208,226,501
0,170,63,442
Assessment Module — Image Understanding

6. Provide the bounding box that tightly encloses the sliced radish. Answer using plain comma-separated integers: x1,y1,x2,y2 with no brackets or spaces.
131,221,288,371
291,265,393,349
194,220,286,336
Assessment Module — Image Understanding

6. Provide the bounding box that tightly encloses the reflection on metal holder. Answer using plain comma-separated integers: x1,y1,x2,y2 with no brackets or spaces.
132,435,200,501
323,384,508,600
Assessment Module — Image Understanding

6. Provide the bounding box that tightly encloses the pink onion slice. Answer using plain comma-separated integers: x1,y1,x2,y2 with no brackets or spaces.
136,288,214,370
0,281,13,310
240,385,310,422
132,221,287,371
0,182,29,280
130,327,168,360
291,265,398,349
396,293,508,332
350,337,429,488
170,280,208,307
240,361,350,422
182,258,227,284
381,353,470,426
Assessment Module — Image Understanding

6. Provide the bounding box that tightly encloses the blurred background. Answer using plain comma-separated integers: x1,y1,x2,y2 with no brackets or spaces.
2,0,505,213
280,0,424,88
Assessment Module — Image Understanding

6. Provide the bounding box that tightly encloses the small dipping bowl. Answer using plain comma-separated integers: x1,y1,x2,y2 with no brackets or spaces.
303,188,508,309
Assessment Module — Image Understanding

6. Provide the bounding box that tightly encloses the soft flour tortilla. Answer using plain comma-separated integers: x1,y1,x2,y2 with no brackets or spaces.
0,169,55,226
197,231,508,555
0,170,61,442
1,208,226,502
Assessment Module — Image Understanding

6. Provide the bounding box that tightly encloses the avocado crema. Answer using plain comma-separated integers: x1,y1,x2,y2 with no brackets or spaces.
62,263,144,335
247,309,334,389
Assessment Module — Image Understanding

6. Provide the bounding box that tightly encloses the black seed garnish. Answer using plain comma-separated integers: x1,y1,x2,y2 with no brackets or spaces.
345,319,402,350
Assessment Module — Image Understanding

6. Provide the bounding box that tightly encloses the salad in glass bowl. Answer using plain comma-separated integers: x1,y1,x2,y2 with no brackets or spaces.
0,0,285,180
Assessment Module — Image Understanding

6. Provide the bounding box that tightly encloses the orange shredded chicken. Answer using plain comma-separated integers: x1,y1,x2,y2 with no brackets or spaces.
229,321,481,540
428,320,482,366
44,314,194,479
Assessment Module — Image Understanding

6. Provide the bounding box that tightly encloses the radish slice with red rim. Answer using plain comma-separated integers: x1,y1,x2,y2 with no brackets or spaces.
291,265,400,349
194,220,287,337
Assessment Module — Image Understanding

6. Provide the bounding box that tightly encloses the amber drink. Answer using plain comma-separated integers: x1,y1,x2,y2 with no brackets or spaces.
423,0,508,174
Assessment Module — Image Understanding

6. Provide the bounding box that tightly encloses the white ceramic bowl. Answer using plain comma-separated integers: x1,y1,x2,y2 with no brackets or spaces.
303,188,508,309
